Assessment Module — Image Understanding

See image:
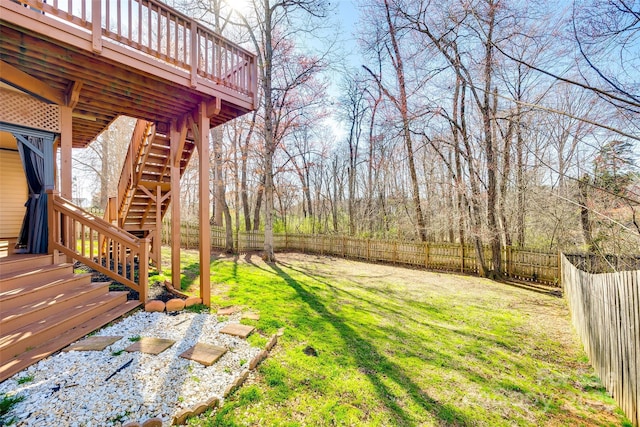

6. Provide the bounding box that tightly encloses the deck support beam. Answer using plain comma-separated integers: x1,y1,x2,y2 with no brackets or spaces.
0,60,65,105
170,119,186,290
59,106,73,199
195,103,210,306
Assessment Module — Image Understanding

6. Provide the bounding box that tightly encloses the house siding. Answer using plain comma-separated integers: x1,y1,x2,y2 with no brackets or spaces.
0,134,28,238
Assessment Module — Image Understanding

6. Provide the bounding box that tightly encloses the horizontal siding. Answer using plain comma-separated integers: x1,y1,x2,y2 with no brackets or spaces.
0,150,27,237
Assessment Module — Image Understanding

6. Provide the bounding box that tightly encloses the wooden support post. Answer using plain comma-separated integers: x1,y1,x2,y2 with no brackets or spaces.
60,106,73,199
196,103,211,306
139,237,150,303
154,184,162,273
170,119,184,290
47,189,56,258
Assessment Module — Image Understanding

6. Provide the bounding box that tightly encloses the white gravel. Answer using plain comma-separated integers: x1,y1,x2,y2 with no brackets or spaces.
0,310,261,426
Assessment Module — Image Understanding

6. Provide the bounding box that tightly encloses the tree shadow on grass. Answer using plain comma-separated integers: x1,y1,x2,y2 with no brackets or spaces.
280,261,521,355
179,262,200,291
269,262,471,427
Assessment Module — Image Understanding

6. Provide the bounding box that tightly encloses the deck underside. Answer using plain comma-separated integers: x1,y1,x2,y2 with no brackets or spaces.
0,1,255,147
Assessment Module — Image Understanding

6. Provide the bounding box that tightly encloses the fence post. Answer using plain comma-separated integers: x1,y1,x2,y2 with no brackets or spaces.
460,243,464,273
507,246,513,277
557,249,562,287
367,239,371,261
342,235,346,257
393,241,398,263
424,242,430,268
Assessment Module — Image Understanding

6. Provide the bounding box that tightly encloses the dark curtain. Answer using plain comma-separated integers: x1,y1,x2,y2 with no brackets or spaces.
16,136,48,254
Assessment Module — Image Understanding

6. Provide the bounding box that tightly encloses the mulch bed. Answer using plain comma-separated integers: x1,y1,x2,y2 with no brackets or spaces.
73,262,176,302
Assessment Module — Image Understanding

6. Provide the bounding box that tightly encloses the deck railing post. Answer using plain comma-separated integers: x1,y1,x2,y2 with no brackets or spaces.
190,19,198,88
139,237,150,303
91,0,102,53
47,189,56,259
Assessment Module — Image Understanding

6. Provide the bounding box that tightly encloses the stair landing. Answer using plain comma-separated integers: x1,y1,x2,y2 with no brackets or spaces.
0,254,141,382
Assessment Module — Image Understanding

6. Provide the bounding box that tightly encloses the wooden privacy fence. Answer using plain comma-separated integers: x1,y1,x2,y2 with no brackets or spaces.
562,256,639,426
162,223,560,285
565,252,640,274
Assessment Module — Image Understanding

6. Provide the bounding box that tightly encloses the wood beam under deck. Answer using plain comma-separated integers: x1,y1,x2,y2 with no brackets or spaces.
0,60,65,105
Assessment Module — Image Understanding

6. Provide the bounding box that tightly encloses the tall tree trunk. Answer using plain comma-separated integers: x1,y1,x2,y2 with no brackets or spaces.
241,130,251,231
482,2,501,277
233,125,240,251
262,0,275,261
331,155,339,232
578,175,595,251
515,102,525,247
451,73,466,249
383,0,427,241
498,89,513,248
219,182,233,252
253,174,264,231
212,127,224,226
460,78,489,276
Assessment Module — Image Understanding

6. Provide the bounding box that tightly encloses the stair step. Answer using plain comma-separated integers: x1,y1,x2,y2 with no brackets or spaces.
0,291,129,362
0,299,141,382
0,272,95,312
1,282,110,334
0,263,74,292
0,254,54,276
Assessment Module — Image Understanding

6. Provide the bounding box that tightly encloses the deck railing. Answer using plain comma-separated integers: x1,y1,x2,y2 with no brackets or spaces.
17,0,256,100
49,191,149,302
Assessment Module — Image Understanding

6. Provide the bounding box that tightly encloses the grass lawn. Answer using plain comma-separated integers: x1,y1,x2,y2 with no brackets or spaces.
160,250,629,426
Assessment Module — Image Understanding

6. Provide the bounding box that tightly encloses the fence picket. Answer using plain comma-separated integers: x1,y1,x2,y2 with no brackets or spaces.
563,256,639,425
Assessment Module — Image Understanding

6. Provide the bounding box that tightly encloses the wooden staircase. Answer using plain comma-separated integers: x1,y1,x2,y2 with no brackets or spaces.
0,254,141,382
106,119,195,268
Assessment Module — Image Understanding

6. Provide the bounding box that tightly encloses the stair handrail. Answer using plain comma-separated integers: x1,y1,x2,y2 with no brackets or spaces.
49,191,149,302
114,119,154,225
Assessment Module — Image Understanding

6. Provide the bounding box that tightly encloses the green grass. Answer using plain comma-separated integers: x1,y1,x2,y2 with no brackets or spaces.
16,375,33,385
169,250,628,426
1,393,25,425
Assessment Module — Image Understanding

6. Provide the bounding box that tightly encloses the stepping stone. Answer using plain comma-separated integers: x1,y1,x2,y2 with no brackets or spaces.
125,337,175,355
63,336,122,352
179,343,227,366
242,312,260,320
217,306,238,316
220,324,255,338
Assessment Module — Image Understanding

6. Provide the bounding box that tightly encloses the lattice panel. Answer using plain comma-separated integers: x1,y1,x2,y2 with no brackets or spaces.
0,88,61,133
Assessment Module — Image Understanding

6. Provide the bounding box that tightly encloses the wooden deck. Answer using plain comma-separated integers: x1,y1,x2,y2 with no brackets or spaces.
1,0,257,147
0,253,141,382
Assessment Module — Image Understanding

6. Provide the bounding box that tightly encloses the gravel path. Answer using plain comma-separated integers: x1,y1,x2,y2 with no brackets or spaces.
0,310,261,426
